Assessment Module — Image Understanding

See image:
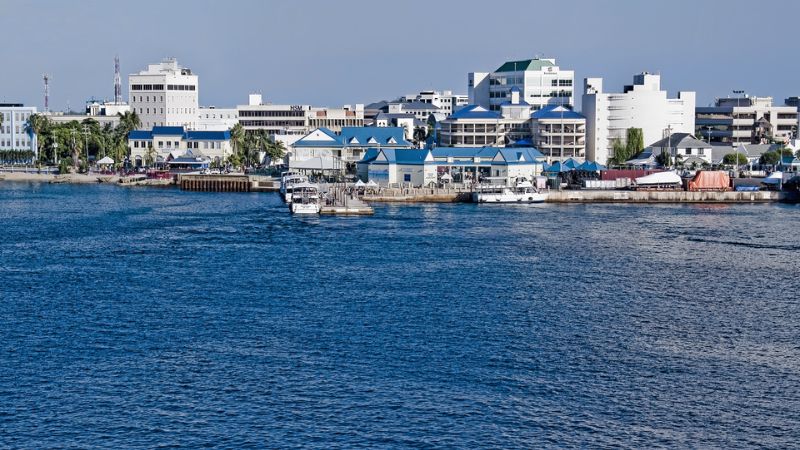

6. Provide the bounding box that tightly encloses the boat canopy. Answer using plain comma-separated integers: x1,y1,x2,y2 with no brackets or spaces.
635,171,682,185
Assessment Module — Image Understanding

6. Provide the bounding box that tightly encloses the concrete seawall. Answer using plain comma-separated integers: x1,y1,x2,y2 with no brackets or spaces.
545,190,782,203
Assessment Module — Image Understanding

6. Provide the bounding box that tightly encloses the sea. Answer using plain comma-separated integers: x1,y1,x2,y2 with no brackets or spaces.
1,182,799,448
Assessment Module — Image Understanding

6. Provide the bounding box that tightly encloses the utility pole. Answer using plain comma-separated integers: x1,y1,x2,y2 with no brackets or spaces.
43,74,50,113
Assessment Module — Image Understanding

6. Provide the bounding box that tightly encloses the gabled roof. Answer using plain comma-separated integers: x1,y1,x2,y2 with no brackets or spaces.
495,58,555,73
448,105,501,120
129,130,152,140
370,149,432,165
340,126,411,147
359,148,381,164
430,146,544,163
531,105,585,120
493,147,546,164
292,127,342,147
649,133,710,149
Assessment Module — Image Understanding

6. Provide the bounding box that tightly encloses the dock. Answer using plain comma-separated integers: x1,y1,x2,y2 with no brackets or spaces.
179,174,251,192
544,190,781,203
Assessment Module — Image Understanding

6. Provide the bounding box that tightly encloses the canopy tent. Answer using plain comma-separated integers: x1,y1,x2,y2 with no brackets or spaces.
354,179,365,187
97,156,114,165
578,161,606,172
440,172,453,181
365,180,379,188
562,158,581,169
543,161,573,173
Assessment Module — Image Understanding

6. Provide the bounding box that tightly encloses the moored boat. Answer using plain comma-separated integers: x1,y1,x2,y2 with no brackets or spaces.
289,183,321,214
473,179,547,203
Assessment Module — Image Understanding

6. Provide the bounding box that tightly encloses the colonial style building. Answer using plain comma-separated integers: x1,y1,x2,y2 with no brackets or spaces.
128,126,231,167
290,126,411,164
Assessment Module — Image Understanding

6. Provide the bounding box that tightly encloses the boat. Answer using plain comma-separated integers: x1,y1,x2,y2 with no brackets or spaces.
280,173,308,203
289,183,321,214
633,171,682,190
473,179,547,203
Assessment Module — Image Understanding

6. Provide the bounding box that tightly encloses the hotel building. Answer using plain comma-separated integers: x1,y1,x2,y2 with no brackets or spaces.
469,57,575,112
129,58,199,130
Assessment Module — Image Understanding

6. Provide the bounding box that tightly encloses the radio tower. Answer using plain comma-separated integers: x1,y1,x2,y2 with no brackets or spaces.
43,74,50,113
114,55,122,104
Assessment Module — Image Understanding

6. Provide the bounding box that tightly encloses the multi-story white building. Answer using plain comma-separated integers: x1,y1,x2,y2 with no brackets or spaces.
197,107,239,131
469,57,575,112
387,101,440,122
582,73,696,163
129,58,199,130
696,96,798,146
531,105,586,162
400,90,468,116
238,94,364,135
0,103,37,157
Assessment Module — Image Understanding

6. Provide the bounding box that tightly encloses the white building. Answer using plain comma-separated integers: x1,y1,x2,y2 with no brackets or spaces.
582,73,696,163
238,94,364,135
129,58,199,130
400,90,468,116
469,57,575,112
0,103,37,157
696,96,798,146
531,105,586,162
197,107,239,131
128,126,232,167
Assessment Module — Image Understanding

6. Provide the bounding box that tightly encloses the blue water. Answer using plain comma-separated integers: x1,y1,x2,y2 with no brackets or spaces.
1,182,799,448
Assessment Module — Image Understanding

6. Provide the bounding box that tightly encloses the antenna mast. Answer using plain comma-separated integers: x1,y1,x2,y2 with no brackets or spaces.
114,55,122,104
43,74,50,113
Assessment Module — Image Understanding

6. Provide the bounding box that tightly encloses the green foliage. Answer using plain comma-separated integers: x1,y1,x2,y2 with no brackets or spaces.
625,128,644,159
655,151,671,168
608,138,627,165
759,151,780,166
58,158,73,174
723,152,748,165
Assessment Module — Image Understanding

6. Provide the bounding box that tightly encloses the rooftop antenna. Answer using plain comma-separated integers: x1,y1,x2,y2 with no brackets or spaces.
114,55,122,104
43,74,50,113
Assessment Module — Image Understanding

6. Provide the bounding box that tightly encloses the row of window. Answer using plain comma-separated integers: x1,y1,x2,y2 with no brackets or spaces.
0,112,33,122
1,126,26,134
131,84,196,91
0,139,30,147
240,120,305,127
137,108,197,115
239,110,305,117
131,140,222,149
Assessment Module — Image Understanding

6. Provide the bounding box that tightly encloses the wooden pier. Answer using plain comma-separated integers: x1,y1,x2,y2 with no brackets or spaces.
179,174,252,192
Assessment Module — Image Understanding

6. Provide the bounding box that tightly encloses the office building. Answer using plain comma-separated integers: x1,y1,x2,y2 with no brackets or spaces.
696,96,798,146
469,57,574,111
0,103,37,156
129,58,199,129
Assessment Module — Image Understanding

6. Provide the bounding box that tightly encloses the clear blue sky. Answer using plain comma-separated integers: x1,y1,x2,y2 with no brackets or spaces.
1,0,798,111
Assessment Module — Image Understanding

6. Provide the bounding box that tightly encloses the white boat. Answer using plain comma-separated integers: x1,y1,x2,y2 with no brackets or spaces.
473,180,547,203
761,171,784,185
280,173,308,203
289,183,321,214
634,171,682,189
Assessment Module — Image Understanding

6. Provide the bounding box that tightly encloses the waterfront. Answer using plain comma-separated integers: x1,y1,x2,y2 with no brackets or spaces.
1,182,800,448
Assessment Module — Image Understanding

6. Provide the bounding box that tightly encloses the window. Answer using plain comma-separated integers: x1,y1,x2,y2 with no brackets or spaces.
404,174,411,182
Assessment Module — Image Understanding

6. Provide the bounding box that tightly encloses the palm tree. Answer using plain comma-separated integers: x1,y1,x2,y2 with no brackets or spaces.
117,110,141,135
229,123,245,168
26,114,51,164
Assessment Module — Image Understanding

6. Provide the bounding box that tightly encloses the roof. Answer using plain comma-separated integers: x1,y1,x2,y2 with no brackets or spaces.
396,101,440,111
151,126,186,136
531,105,585,120
649,133,711,149
710,143,775,163
376,112,416,121
495,58,555,73
448,105,501,120
186,130,231,140
340,126,411,147
129,130,152,140
359,148,381,164
369,149,432,165
430,146,544,163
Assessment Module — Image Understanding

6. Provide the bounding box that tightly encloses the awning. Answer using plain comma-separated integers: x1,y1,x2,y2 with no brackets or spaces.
97,156,114,165
289,156,342,171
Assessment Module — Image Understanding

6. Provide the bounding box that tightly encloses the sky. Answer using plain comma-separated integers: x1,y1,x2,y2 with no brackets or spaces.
1,0,798,112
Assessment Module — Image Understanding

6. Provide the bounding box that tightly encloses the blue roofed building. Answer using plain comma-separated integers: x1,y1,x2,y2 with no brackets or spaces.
290,126,412,167
128,126,232,167
530,105,586,162
360,145,545,186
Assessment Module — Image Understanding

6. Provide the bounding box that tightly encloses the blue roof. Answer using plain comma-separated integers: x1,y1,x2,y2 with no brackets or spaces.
430,146,544,163
129,126,231,141
129,130,152,140
359,148,381,163
340,126,410,147
531,105,585,120
151,126,186,136
448,105,501,120
187,130,231,140
367,149,431,165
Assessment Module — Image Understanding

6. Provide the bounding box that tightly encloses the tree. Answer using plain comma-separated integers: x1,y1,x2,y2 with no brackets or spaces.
26,114,51,163
229,123,245,167
117,110,141,136
413,126,428,148
625,128,644,160
144,144,156,167
759,151,780,166
723,152,748,165
608,137,627,165
655,150,671,168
